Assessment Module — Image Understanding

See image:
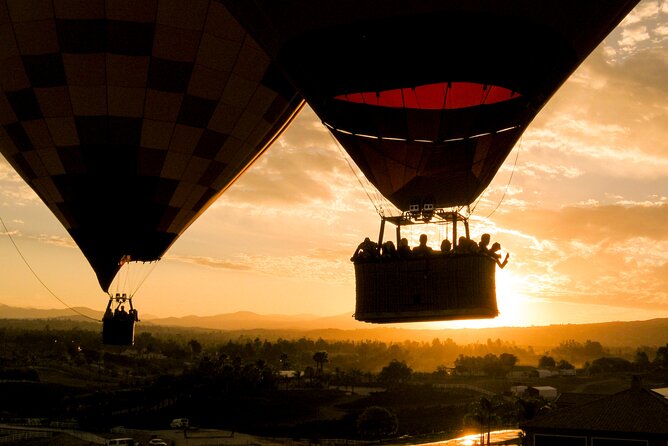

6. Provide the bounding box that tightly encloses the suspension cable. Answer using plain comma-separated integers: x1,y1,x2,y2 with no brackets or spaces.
327,128,389,217
484,136,522,219
0,214,99,322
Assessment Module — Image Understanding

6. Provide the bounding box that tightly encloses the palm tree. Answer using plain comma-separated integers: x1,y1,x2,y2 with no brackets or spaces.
466,395,505,445
313,351,328,374
347,368,364,394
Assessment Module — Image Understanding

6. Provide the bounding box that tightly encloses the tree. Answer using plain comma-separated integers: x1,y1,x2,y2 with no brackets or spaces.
589,357,633,374
654,343,668,368
356,406,398,439
465,395,506,446
378,359,412,385
187,339,202,358
500,353,518,369
633,349,650,369
313,351,328,374
279,352,290,370
538,355,555,368
556,359,574,370
433,364,450,380
482,354,505,378
346,368,364,394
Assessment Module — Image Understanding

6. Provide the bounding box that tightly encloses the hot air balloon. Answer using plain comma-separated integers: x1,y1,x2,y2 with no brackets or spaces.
222,0,639,323
0,0,303,344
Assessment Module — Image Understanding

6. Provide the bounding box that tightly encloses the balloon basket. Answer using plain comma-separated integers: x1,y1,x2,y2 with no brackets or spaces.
102,319,135,346
354,254,498,323
102,294,137,346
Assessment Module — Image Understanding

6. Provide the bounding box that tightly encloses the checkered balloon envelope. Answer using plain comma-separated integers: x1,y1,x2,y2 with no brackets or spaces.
0,1,303,292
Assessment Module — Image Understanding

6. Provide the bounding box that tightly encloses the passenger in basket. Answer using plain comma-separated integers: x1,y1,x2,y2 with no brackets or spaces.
412,234,433,256
489,242,510,268
440,239,452,254
381,240,397,259
478,233,491,254
351,237,379,261
397,238,412,258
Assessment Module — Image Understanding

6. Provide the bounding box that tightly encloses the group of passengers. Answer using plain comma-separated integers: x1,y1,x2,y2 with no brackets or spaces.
103,295,139,322
351,233,509,268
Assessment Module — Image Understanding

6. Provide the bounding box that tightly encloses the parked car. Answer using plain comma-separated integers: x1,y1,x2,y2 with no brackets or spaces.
170,418,189,429
148,439,168,446
107,439,136,446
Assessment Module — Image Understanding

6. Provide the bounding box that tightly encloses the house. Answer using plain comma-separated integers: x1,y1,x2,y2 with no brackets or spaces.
652,387,668,399
536,369,558,378
553,392,604,409
520,377,668,446
511,385,529,396
526,386,558,401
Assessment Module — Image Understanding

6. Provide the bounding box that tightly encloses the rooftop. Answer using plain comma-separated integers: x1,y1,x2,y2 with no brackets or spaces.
521,385,668,435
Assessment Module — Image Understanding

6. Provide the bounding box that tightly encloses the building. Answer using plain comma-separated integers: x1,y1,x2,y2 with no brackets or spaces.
520,378,668,446
526,386,558,401
511,385,529,396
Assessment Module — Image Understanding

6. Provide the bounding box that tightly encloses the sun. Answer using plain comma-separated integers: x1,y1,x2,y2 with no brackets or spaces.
494,270,534,326
418,268,533,330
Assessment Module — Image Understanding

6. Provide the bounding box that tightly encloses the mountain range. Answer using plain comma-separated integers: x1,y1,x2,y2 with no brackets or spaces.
1,303,667,348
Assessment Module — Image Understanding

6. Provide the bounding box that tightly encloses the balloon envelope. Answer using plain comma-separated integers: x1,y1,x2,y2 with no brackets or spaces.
0,0,303,291
223,0,639,210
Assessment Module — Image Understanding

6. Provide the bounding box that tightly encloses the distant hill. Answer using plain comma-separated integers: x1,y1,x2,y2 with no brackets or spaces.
1,303,666,348
0,303,101,320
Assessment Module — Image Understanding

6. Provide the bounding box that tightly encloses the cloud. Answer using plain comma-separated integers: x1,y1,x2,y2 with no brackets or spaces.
0,227,20,237
489,202,668,310
218,107,361,210
515,161,583,180
0,158,38,205
166,254,252,271
495,203,668,243
606,0,667,61
33,234,76,249
167,249,353,284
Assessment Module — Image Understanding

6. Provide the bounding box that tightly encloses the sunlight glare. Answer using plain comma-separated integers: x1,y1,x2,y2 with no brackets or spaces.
418,269,532,330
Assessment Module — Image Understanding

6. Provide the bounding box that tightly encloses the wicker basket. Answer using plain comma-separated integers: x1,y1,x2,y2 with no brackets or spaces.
354,254,498,323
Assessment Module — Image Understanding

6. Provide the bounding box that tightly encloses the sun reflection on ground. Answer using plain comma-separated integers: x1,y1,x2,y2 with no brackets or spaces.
406,429,521,446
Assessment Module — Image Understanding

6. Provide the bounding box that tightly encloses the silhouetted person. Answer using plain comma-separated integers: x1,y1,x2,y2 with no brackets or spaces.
351,237,379,261
455,236,478,253
412,234,433,256
397,238,412,258
381,240,397,259
129,308,139,322
440,239,452,254
489,242,509,268
478,233,491,254
118,305,128,320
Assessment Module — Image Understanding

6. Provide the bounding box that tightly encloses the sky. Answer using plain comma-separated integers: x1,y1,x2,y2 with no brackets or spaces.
1,1,667,329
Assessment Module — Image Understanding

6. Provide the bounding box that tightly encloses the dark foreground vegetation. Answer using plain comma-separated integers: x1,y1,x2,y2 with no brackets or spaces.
0,319,667,441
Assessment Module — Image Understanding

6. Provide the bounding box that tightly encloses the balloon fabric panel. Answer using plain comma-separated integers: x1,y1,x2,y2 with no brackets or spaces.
0,1,303,291
221,0,639,210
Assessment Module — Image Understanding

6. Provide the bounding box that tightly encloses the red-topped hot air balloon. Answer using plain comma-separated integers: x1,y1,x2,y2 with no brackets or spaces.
222,0,640,323
0,0,303,343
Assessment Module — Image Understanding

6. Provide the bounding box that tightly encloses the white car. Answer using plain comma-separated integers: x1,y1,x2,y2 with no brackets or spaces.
148,439,168,446
170,418,189,429
107,439,136,446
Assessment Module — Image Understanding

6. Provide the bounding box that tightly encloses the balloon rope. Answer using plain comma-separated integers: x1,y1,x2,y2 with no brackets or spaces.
483,136,522,219
0,214,99,322
327,128,387,217
131,261,158,298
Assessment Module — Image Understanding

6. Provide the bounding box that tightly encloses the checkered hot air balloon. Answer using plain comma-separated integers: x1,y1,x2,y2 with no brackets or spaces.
0,0,303,292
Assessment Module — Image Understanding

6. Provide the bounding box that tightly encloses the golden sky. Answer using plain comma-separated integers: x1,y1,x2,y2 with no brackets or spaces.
1,1,667,328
